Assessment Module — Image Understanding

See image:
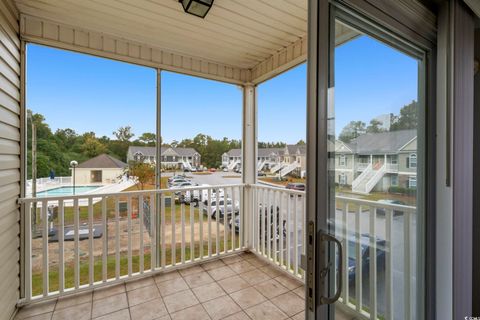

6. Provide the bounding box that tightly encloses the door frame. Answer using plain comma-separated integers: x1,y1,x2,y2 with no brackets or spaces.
305,0,437,319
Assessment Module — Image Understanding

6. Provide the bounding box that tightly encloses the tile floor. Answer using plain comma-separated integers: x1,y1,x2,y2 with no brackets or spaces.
15,252,308,320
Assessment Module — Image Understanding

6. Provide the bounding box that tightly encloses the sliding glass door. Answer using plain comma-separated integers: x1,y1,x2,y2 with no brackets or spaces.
309,3,428,319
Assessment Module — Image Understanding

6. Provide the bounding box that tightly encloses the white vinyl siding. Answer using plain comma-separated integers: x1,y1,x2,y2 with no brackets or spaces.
0,0,20,318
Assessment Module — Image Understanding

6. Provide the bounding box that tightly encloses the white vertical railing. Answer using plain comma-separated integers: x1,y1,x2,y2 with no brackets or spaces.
251,184,305,280
334,196,416,320
20,184,244,303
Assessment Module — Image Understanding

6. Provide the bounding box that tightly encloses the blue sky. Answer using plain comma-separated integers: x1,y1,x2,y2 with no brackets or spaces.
27,35,418,143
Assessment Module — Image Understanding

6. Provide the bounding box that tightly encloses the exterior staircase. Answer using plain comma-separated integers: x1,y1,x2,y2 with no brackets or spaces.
182,160,192,171
270,162,284,174
228,159,240,171
279,162,301,177
352,163,386,194
257,160,266,171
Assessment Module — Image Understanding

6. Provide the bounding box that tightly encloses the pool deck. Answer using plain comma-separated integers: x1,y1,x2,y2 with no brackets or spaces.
25,180,136,206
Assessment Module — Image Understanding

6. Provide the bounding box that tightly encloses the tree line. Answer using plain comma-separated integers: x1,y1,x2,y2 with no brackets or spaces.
338,100,418,143
27,111,304,179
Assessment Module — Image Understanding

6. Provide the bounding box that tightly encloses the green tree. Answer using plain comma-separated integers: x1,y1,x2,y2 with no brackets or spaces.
338,121,366,143
296,139,306,145
366,119,386,133
390,101,418,131
129,162,155,190
113,126,134,142
137,132,157,146
81,135,106,158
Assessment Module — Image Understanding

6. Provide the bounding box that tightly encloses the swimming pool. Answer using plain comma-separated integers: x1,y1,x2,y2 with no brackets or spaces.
36,186,102,197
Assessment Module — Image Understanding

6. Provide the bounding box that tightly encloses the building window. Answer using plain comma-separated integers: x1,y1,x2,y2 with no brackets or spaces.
408,176,417,188
408,153,417,168
390,155,398,165
391,175,398,186
339,155,346,166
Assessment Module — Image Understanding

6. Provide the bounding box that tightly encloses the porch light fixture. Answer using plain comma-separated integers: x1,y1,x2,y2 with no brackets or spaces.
179,0,214,18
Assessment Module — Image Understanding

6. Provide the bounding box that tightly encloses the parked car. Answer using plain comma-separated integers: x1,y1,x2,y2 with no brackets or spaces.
168,175,190,183
167,178,190,188
201,188,225,205
285,183,305,191
376,199,406,216
184,184,210,205
222,167,228,172
208,168,216,172
190,167,197,172
344,234,386,283
229,214,240,233
202,198,239,219
257,171,266,177
258,204,286,241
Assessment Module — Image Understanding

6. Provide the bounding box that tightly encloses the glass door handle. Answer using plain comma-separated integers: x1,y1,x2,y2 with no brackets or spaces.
320,233,343,304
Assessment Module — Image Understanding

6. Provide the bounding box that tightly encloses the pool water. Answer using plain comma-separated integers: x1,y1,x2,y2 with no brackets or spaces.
37,186,102,197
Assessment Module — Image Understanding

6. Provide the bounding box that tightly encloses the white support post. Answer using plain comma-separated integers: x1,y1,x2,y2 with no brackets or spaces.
242,84,257,249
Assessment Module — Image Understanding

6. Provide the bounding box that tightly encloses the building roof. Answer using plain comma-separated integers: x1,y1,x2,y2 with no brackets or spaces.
346,129,416,154
224,149,241,157
286,144,306,155
128,146,199,157
77,154,127,169
258,148,284,157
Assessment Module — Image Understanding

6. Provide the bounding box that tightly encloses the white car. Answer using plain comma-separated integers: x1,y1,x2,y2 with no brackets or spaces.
167,178,190,187
184,184,210,204
202,198,240,219
222,167,228,172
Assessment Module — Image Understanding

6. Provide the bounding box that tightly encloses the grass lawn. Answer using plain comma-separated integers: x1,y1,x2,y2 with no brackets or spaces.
32,238,237,296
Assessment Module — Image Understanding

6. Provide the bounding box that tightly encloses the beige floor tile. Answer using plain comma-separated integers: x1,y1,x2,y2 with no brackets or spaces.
222,311,251,320
192,282,226,302
162,289,199,314
274,275,302,290
239,269,270,285
238,252,256,259
259,265,284,278
178,265,204,277
247,258,268,268
292,286,305,299
170,304,210,320
183,271,214,288
93,284,125,301
207,265,236,281
126,277,155,291
291,311,305,320
52,301,91,320
227,260,256,274
153,271,181,284
217,275,250,294
127,285,161,307
92,293,128,318
18,312,53,320
200,259,225,271
55,292,92,310
254,278,289,299
93,308,131,320
221,254,244,265
129,297,168,320
202,295,241,320
16,300,56,319
270,292,305,317
156,278,189,297
245,300,288,320
229,287,266,309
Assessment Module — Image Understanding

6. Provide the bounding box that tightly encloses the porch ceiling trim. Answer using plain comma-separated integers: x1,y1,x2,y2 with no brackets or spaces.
19,14,251,85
